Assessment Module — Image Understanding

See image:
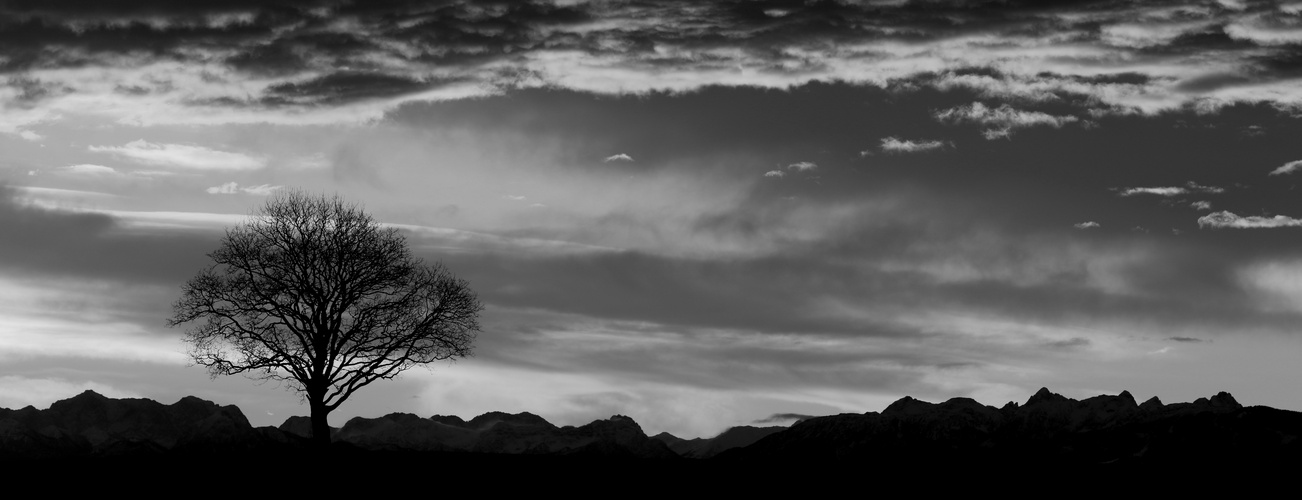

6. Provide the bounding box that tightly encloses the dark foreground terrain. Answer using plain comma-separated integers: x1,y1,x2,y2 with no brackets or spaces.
3,388,1299,492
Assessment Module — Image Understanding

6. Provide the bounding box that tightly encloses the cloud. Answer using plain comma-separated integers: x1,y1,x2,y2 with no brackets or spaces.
18,130,42,141
880,137,947,154
205,182,282,195
604,154,633,162
1118,182,1222,197
260,72,444,106
57,164,119,176
1073,221,1100,229
1198,211,1302,229
787,161,817,172
1225,13,1302,46
934,102,1077,140
763,170,784,178
205,182,238,194
1269,160,1302,176
1168,336,1205,343
0,184,217,283
1191,201,1212,211
1100,21,1216,49
1118,187,1186,197
1184,182,1224,194
285,153,330,170
6,0,1302,135
752,413,817,424
89,140,266,171
1044,337,1090,350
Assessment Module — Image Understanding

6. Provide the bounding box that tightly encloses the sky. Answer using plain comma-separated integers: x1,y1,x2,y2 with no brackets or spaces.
4,0,1302,439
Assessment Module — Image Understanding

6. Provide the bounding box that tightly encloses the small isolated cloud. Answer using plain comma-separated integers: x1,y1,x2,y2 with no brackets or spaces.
1269,160,1302,176
604,154,633,162
503,194,527,201
18,130,42,141
1073,221,1100,229
787,161,817,172
1185,181,1224,194
1168,336,1205,343
90,140,266,171
241,184,282,196
1198,211,1302,229
934,102,1077,140
1118,182,1222,197
880,137,947,154
206,182,282,195
763,170,785,178
206,182,239,194
1191,201,1212,211
1118,186,1186,196
57,164,118,176
753,413,817,425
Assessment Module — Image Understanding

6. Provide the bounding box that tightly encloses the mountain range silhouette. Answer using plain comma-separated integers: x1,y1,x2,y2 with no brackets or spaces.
3,387,1299,489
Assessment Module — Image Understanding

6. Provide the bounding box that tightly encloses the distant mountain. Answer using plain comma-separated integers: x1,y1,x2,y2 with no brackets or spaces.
0,390,675,460
719,387,1302,467
0,390,295,459
332,411,676,458
6,387,1300,472
652,425,786,458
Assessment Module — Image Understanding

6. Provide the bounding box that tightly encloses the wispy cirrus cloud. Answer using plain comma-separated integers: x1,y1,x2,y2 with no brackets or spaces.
604,154,634,162
90,140,266,171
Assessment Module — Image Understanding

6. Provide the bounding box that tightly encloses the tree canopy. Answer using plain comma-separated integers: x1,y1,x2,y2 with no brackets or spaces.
168,191,482,445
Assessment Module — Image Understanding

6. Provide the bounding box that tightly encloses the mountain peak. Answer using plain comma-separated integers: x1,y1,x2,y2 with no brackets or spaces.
1210,391,1241,410
1025,387,1068,406
882,396,935,416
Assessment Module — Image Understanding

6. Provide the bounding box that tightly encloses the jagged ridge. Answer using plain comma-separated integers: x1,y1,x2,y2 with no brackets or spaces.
721,387,1302,466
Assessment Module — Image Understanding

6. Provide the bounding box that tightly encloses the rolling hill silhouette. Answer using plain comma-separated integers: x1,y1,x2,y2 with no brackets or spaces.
4,387,1300,489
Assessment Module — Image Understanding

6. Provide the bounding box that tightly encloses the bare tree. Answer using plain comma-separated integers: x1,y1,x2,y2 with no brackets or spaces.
168,191,482,446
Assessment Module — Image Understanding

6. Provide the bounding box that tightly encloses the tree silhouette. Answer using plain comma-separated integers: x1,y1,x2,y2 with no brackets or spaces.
168,191,482,446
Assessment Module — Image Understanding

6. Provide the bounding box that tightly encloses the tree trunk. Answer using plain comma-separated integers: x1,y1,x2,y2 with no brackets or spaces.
309,393,332,448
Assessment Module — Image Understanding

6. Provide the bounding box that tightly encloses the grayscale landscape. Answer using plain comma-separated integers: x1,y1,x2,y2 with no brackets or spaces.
3,0,1302,487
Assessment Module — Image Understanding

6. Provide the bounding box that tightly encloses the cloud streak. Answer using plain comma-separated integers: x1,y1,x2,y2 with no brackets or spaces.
1117,182,1224,197
1270,160,1302,176
934,102,1077,140
90,140,266,171
205,182,282,195
1198,211,1302,229
880,137,947,154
